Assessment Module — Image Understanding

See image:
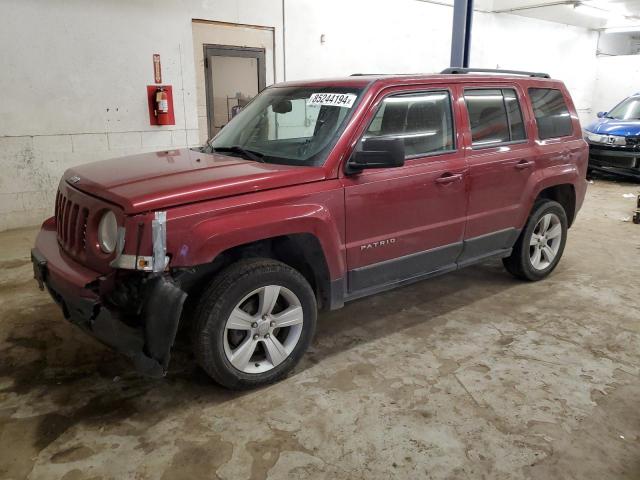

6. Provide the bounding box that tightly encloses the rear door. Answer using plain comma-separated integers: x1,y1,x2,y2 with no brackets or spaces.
458,83,535,266
342,86,468,295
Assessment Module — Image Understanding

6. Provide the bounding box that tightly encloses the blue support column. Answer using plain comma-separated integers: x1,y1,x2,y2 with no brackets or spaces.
450,0,474,68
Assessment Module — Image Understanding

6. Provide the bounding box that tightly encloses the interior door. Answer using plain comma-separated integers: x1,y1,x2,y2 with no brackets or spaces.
459,85,535,265
343,88,468,295
204,45,266,137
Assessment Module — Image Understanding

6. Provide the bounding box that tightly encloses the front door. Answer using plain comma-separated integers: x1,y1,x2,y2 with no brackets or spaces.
343,87,468,295
204,45,266,137
458,85,535,266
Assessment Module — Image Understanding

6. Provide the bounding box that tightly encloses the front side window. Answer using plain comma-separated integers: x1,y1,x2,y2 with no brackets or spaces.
208,86,363,166
528,88,573,139
363,91,455,157
465,88,527,147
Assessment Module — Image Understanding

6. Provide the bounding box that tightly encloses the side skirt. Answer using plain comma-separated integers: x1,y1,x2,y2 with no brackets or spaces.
456,228,520,268
333,228,520,307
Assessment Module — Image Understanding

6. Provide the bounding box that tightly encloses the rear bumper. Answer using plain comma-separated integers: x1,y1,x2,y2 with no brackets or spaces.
32,223,186,377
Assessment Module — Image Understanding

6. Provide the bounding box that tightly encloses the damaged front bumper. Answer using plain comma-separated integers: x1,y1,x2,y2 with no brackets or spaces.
32,228,186,378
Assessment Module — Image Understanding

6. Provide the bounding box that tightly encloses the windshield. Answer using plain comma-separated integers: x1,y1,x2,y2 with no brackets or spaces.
206,86,363,166
607,96,640,120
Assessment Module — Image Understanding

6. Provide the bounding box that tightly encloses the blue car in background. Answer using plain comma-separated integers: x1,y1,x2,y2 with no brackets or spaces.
584,94,640,180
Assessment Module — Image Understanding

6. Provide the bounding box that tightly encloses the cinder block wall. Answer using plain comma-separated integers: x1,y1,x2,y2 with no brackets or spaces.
0,131,200,230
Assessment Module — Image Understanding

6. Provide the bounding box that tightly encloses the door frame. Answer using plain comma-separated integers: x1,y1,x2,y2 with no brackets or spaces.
203,44,267,138
340,85,469,295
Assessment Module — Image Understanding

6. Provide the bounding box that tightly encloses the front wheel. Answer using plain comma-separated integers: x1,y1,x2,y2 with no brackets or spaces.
193,259,317,389
503,200,568,281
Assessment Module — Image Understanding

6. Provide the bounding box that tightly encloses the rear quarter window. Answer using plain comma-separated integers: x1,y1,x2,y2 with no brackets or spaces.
528,88,573,139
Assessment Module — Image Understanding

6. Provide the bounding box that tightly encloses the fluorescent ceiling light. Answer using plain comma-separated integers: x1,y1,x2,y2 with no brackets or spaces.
604,25,640,33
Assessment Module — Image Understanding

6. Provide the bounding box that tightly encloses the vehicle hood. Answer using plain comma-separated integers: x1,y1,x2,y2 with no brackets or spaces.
584,118,640,137
63,148,327,213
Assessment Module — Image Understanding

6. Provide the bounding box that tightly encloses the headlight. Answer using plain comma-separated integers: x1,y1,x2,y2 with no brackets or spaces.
98,210,118,253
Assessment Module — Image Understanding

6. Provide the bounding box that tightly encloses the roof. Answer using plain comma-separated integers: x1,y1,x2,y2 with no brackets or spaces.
275,72,561,90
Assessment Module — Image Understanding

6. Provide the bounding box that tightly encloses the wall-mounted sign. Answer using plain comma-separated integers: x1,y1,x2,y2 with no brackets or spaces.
153,54,162,84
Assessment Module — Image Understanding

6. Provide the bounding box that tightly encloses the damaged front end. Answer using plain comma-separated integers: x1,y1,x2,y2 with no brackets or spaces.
90,274,187,377
32,209,187,378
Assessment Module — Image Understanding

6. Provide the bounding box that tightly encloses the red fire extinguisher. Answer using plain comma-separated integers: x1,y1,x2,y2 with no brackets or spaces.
147,85,174,125
155,87,169,117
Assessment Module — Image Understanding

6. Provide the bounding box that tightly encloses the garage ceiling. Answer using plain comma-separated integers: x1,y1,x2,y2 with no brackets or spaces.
488,0,640,30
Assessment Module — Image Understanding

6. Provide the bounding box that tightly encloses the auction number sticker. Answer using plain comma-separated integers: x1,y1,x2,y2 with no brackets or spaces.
307,93,357,108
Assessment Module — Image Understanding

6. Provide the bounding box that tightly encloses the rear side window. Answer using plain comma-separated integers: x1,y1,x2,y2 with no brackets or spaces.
465,88,527,147
528,88,573,139
364,91,455,157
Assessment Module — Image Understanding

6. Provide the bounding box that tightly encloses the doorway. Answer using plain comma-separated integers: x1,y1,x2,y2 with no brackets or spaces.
192,20,275,144
204,45,266,138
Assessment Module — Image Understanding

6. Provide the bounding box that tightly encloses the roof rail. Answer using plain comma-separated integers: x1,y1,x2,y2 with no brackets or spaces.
440,67,550,79
350,73,417,76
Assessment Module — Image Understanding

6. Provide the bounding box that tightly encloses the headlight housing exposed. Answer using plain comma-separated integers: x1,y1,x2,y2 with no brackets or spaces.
98,210,118,253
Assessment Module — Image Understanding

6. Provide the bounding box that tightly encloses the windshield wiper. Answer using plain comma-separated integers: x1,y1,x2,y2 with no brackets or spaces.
212,146,265,163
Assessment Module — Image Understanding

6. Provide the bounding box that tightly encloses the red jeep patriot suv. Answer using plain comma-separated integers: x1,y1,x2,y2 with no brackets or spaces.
32,68,588,389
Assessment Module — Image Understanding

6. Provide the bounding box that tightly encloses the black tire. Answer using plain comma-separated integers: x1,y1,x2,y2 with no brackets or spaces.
502,200,568,281
192,258,317,389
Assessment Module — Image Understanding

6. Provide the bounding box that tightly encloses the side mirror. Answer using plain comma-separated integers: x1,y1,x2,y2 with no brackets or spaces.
346,138,405,175
597,111,607,118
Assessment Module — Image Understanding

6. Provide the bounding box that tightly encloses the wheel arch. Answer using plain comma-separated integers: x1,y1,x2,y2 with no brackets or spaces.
535,183,576,226
218,233,334,310
177,232,338,312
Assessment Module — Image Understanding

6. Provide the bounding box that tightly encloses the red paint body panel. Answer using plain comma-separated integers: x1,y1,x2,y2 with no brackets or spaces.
165,180,347,279
341,84,468,269
37,73,588,300
35,219,100,298
64,149,327,214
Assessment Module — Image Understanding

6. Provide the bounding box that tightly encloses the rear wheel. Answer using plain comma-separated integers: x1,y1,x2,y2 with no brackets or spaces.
503,200,568,281
193,258,316,389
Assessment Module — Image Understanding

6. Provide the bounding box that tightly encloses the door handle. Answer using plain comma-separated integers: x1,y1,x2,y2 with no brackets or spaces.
515,160,534,170
435,173,463,184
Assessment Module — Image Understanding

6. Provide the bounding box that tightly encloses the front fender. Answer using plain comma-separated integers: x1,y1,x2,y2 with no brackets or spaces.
169,203,345,280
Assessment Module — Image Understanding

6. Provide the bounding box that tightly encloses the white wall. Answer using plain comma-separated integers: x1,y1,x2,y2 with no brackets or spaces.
0,0,284,231
284,0,453,79
284,0,598,129
591,55,640,117
0,0,600,231
472,13,599,127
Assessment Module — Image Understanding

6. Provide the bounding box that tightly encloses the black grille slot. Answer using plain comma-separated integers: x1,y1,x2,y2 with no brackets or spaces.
55,189,89,255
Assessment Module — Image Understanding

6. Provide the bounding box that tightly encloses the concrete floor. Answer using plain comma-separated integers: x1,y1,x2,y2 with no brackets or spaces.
1,179,639,480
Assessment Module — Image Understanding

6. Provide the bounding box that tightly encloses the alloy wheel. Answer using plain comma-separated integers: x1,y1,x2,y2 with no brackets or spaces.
529,212,562,270
223,285,304,374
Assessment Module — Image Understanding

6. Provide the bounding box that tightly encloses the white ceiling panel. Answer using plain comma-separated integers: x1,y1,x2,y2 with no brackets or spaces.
488,0,640,30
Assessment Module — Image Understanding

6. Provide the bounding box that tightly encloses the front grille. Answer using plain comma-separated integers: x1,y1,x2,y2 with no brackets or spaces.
55,190,89,254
